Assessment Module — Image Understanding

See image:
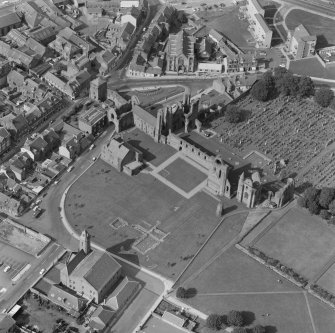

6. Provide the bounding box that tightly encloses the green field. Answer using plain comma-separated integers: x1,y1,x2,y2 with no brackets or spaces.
186,292,315,333
316,262,335,295
65,157,226,279
197,7,254,48
285,9,335,48
159,158,207,192
183,247,299,293
254,207,335,280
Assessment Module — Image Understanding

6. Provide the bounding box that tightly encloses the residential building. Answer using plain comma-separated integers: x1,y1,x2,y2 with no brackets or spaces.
0,41,41,69
0,314,19,333
121,7,141,27
89,306,115,332
21,135,51,161
120,0,140,7
246,0,272,48
105,276,139,310
0,127,11,156
197,62,223,74
0,57,11,87
59,230,122,303
287,24,316,59
90,77,107,102
0,114,29,140
0,192,23,216
96,50,117,75
166,30,196,73
101,136,143,175
0,11,22,37
78,108,107,135
85,0,121,13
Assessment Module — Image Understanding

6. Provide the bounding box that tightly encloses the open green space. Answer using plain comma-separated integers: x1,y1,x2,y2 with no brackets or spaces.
254,207,335,280
197,7,254,48
177,213,248,286
120,86,184,108
307,294,335,333
316,262,335,295
285,9,335,48
186,292,315,333
289,57,335,80
159,158,207,192
65,157,227,278
183,246,299,293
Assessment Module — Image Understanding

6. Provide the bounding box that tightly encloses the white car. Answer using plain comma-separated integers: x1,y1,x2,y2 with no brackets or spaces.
3,266,10,273
39,269,45,275
92,157,97,161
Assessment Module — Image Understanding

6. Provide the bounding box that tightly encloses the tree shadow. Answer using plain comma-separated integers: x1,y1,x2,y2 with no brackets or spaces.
316,35,333,49
242,311,255,326
296,181,313,194
265,326,278,333
186,287,197,298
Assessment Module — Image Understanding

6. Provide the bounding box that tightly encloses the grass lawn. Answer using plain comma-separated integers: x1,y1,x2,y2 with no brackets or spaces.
316,262,335,294
65,158,225,279
254,207,335,280
159,158,207,192
120,86,184,108
285,9,335,48
183,246,299,293
289,57,335,80
307,294,335,333
197,7,254,48
177,213,248,286
186,292,315,333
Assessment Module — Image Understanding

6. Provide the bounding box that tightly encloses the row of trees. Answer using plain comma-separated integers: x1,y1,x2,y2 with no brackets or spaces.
298,186,335,221
206,311,265,333
250,68,334,108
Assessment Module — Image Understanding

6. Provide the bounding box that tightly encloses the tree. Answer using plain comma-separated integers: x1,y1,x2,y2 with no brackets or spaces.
252,325,266,333
233,328,247,333
320,209,331,220
314,87,334,107
297,196,308,208
225,105,242,123
298,76,315,97
176,287,186,298
304,186,320,206
251,80,269,101
329,199,335,215
308,201,320,215
206,314,224,330
227,310,243,327
319,187,335,209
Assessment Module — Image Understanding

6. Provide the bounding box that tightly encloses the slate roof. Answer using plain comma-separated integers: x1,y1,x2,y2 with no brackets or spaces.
0,12,21,29
132,104,156,127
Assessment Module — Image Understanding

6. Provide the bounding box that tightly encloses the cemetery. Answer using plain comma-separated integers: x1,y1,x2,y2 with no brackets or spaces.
211,94,335,186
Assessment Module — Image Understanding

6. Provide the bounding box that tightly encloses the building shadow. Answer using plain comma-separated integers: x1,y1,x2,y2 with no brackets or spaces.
265,325,278,333
107,239,140,266
127,139,157,162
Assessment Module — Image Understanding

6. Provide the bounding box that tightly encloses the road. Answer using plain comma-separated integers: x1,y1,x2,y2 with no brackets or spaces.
282,0,335,15
0,242,65,312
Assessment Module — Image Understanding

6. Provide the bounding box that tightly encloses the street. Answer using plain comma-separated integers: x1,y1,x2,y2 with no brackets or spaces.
0,242,65,312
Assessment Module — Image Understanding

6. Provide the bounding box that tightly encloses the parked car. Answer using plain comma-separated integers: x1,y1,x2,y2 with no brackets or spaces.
39,269,45,275
4,265,11,273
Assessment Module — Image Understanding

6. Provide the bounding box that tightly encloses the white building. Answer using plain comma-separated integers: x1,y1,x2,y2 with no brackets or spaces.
197,62,223,74
120,0,139,7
